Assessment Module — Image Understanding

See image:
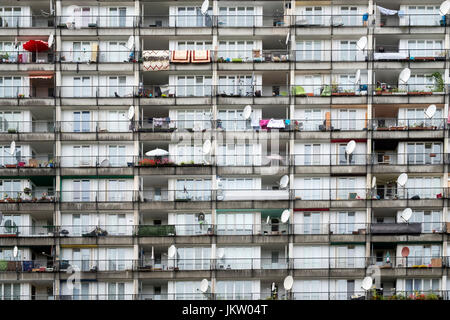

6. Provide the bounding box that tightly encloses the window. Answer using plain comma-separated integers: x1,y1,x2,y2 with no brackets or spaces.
0,179,21,199
218,41,254,60
107,42,128,62
73,77,91,97
337,178,355,200
72,214,90,236
108,76,127,97
407,143,441,165
72,248,90,272
176,7,212,27
337,212,356,234
407,74,435,92
0,111,21,132
176,144,203,165
304,7,323,25
338,75,356,93
0,214,20,235
303,109,322,131
0,76,22,98
338,144,355,165
107,110,128,132
176,41,212,50
72,42,91,62
405,279,439,295
0,7,22,28
108,282,125,300
0,145,21,166
174,281,203,300
216,213,252,235
72,146,91,167
73,111,90,132
405,177,441,199
217,109,251,131
109,7,127,27
107,214,126,235
107,248,127,271
405,108,442,128
407,40,443,57
218,7,255,27
302,212,321,234
410,210,442,233
73,180,90,202
338,109,357,130
108,145,126,167
340,7,358,26
73,7,92,28
217,144,252,166
176,109,211,130
0,283,21,300
408,6,440,26
303,144,321,165
108,180,127,201
219,75,254,96
339,41,357,61
407,245,441,266
177,247,211,270
216,281,253,299
296,40,322,61
176,76,212,97
302,178,321,200
176,179,211,201
175,213,212,235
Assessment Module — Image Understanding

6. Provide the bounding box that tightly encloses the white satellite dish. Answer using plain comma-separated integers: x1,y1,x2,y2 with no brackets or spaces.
243,105,252,120
398,68,411,84
9,141,15,155
13,246,18,258
266,216,271,224
440,0,450,15
355,69,361,84
125,36,134,50
202,140,212,155
168,245,177,258
281,210,290,223
345,140,356,155
401,208,413,222
271,282,276,291
283,275,294,291
397,173,408,187
356,36,367,51
200,279,209,293
217,248,225,259
47,33,54,48
371,176,377,189
285,31,290,46
127,106,134,120
279,175,289,189
425,105,437,119
361,276,373,291
201,0,209,15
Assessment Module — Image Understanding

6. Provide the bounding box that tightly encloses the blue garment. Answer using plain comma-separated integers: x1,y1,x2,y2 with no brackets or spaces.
362,13,369,21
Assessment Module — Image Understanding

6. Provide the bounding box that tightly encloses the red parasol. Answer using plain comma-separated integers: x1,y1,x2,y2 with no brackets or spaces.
23,40,50,52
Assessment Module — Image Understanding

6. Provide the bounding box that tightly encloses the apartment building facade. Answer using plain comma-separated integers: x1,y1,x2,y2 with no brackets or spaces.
0,0,449,300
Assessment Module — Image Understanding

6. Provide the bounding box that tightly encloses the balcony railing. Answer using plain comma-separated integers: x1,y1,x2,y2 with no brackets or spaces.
59,190,135,202
0,156,55,168
0,15,54,28
58,155,135,168
0,51,55,64
0,121,55,133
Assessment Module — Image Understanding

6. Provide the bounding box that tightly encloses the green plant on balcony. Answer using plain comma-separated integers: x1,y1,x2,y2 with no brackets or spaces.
23,187,31,196
432,72,444,92
7,128,16,133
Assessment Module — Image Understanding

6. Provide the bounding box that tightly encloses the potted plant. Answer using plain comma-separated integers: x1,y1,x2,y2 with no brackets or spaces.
23,187,31,196
7,128,16,133
432,72,444,93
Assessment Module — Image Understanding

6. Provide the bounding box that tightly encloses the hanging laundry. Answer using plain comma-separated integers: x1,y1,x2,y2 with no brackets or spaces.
142,50,170,71
170,50,191,63
377,6,398,15
267,119,285,129
191,50,211,63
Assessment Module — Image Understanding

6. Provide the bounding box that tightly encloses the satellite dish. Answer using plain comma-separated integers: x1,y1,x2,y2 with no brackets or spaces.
345,140,356,155
401,247,410,257
217,248,225,259
355,69,361,84
356,36,367,51
200,279,209,293
440,0,450,15
397,173,408,187
281,210,290,223
13,246,18,258
401,208,412,222
285,31,290,46
425,105,437,119
168,245,177,258
266,216,271,224
371,176,376,189
9,141,15,155
279,175,289,189
202,140,212,155
243,105,252,120
283,275,293,291
127,106,134,120
361,276,373,291
271,282,276,291
398,68,411,84
201,0,209,15
125,36,134,50
48,33,54,48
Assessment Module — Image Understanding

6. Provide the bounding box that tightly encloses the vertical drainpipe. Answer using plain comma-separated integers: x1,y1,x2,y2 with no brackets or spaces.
365,0,374,267
441,16,450,295
133,0,140,300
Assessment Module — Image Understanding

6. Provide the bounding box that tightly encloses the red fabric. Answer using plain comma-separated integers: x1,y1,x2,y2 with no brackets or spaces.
23,40,49,52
